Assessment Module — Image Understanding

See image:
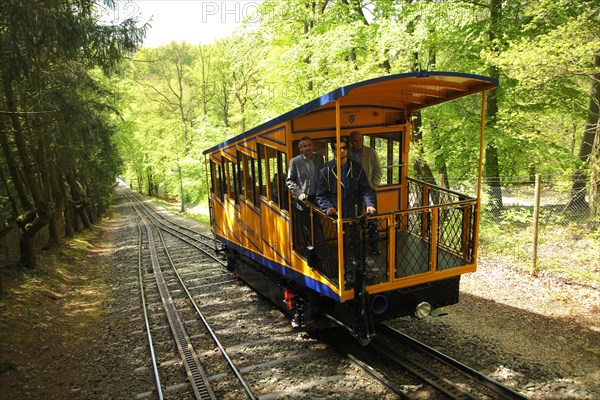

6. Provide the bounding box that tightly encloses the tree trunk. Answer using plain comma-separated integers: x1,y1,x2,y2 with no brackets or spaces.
66,169,91,230
569,55,599,210
484,0,503,216
61,177,74,237
20,233,37,268
0,271,5,298
484,66,503,215
411,111,435,184
0,110,32,212
71,203,81,233
0,168,19,218
147,170,153,196
2,64,50,267
84,179,97,224
36,129,60,246
590,127,599,220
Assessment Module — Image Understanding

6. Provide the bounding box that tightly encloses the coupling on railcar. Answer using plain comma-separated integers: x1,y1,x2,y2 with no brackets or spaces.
204,72,497,344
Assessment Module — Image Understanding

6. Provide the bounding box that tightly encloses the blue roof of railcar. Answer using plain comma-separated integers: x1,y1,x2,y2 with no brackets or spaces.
203,71,498,154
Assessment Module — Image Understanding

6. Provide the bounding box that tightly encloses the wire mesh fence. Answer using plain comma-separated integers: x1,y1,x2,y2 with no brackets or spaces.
447,175,599,277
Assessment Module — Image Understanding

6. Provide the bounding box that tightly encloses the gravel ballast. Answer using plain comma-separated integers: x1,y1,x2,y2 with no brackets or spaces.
0,197,598,399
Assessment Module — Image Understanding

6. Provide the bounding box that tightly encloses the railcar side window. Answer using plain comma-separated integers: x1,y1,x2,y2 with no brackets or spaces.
257,145,289,211
219,161,226,201
210,160,222,202
209,161,216,195
240,152,258,207
237,152,244,204
371,133,403,186
392,134,403,185
318,131,406,189
211,160,225,202
279,152,288,211
266,147,279,202
258,144,267,199
225,158,238,204
321,134,402,186
250,157,259,205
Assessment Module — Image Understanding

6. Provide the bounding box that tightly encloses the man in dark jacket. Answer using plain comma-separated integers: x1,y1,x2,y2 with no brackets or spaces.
316,137,376,218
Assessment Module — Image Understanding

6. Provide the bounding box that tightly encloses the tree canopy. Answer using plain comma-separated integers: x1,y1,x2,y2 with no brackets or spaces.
0,0,146,266
116,0,598,214
2,0,598,267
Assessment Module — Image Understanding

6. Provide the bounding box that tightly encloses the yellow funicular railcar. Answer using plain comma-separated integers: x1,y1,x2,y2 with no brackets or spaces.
204,71,497,344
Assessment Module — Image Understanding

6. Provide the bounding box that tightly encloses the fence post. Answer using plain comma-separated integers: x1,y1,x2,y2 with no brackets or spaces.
531,174,542,276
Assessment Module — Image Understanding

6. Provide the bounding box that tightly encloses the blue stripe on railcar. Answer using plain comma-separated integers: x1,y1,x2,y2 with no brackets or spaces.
216,235,342,302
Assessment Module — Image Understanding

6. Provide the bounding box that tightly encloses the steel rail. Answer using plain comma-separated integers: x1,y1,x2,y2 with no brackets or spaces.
379,323,529,400
369,339,478,399
126,190,216,247
130,200,164,400
127,189,256,399
344,352,412,399
126,192,222,264
152,209,257,399
133,204,217,400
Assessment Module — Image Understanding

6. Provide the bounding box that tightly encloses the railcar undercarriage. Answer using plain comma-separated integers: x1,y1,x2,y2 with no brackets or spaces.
220,239,460,345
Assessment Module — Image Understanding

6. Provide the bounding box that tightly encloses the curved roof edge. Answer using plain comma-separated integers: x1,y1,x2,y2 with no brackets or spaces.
203,71,498,155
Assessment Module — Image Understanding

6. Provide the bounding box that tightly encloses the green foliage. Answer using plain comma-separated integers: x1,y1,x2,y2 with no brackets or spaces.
1,0,145,219
113,0,598,215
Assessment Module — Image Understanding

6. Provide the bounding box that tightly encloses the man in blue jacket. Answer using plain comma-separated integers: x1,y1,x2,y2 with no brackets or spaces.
316,136,376,287
316,137,376,219
349,130,382,254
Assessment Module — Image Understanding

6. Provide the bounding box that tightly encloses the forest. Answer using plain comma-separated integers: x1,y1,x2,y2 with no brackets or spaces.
0,0,599,268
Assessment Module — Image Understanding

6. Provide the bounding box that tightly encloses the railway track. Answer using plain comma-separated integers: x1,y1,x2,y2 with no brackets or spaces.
120,187,399,399
374,323,529,399
119,186,529,399
124,189,250,398
319,323,530,399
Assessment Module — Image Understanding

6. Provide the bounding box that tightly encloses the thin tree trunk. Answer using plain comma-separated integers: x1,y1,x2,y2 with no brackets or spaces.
589,127,599,220
484,0,503,215
61,177,74,237
411,111,435,184
36,128,61,246
67,169,91,230
569,55,599,210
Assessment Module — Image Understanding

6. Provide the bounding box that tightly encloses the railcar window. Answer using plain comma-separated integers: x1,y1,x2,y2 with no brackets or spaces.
321,134,403,186
257,145,289,211
279,151,288,211
240,153,258,207
237,151,244,202
291,139,329,162
212,160,225,202
219,162,226,201
210,161,217,195
251,157,259,205
266,147,278,202
372,133,403,186
391,137,402,184
233,161,240,203
225,159,238,204
210,161,221,200
258,145,266,199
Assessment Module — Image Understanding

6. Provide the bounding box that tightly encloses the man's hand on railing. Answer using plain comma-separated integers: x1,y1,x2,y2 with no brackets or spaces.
326,208,338,218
